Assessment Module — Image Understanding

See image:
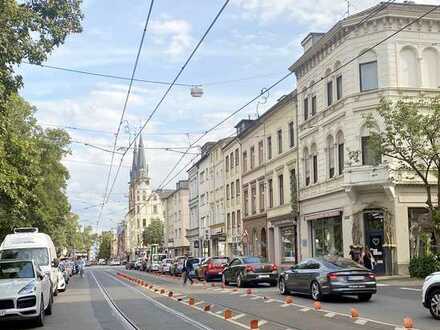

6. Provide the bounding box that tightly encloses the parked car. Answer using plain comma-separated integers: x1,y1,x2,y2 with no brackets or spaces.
278,256,376,301
189,257,205,277
197,256,229,282
0,259,52,326
134,258,143,270
146,254,167,272
58,264,69,285
422,271,440,319
125,261,135,270
159,258,173,274
98,259,106,265
0,227,59,296
170,256,186,276
222,256,278,287
57,268,66,292
60,259,73,277
109,258,121,266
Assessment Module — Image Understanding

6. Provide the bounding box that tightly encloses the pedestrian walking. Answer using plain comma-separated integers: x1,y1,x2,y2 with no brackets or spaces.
362,247,374,270
182,254,194,286
349,245,361,264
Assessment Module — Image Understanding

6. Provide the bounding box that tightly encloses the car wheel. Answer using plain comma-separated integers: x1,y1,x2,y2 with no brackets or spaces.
279,278,288,295
35,295,45,327
222,273,229,286
237,273,246,288
311,281,321,301
429,289,440,320
358,293,373,302
45,292,53,315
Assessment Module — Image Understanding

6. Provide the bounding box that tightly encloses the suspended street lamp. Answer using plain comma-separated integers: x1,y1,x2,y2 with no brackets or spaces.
190,85,204,97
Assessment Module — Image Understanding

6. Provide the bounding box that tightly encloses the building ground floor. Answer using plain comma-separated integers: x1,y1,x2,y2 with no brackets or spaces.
299,183,437,275
267,215,298,267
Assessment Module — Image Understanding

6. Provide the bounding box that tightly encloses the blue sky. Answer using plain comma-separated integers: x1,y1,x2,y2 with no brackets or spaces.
17,0,414,231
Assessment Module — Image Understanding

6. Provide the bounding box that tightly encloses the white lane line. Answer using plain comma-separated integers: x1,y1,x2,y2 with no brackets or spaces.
258,320,268,326
280,304,290,308
264,299,275,303
108,273,214,330
215,310,223,315
214,288,223,291
90,271,137,330
206,311,249,329
240,294,248,297
400,287,422,292
230,291,240,295
324,312,336,318
231,313,245,320
221,290,230,293
354,319,368,325
251,296,260,300
376,283,390,287
299,307,311,312
194,301,204,306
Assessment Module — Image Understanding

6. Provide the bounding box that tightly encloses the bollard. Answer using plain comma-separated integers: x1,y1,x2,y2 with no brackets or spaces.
211,283,216,287
224,309,232,320
313,301,321,310
188,297,195,306
285,297,293,304
160,289,165,294
203,304,211,312
250,320,259,330
168,291,173,297
246,288,252,295
351,308,359,319
403,316,414,329
233,288,238,292
149,285,153,289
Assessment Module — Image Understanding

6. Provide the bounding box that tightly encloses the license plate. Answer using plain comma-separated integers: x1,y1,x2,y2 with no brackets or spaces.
258,275,270,278
218,272,222,275
349,276,365,281
349,285,366,288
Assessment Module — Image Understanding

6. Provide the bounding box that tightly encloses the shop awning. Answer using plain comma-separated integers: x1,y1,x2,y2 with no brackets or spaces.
304,208,343,221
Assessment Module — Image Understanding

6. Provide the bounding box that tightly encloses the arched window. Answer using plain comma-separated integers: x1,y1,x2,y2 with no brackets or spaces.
359,50,378,91
361,125,381,166
327,135,335,178
336,131,345,175
399,46,419,88
311,144,318,184
304,147,310,186
422,47,439,88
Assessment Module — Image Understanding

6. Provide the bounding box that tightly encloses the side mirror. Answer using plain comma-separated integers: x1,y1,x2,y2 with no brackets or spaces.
52,259,59,267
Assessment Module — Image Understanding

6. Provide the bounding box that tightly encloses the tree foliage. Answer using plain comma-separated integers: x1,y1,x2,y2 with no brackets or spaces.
0,0,83,99
97,231,113,260
365,97,440,223
143,219,164,246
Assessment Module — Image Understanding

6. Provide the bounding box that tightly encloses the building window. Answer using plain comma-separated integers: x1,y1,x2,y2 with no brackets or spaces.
235,149,239,166
361,136,381,165
277,129,283,154
288,122,294,148
327,80,333,106
142,192,146,201
143,219,146,227
225,155,229,172
230,152,234,169
304,97,309,121
237,210,241,230
243,189,249,216
137,205,140,213
236,179,240,197
259,181,265,212
336,75,342,100
231,212,236,231
327,135,335,178
251,185,257,215
281,226,297,263
242,151,247,172
268,179,273,209
311,216,343,257
250,146,255,169
226,184,230,200
336,131,344,175
231,182,235,199
313,155,318,183
258,140,264,166
227,213,230,232
153,205,158,214
359,61,378,91
267,136,272,160
311,95,317,116
304,148,310,186
278,174,284,205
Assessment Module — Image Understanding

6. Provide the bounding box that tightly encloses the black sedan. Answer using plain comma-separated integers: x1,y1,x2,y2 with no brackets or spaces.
222,256,278,287
278,257,376,301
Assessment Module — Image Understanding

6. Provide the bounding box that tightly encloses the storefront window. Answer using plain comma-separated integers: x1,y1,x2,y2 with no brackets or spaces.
311,216,342,257
280,226,296,263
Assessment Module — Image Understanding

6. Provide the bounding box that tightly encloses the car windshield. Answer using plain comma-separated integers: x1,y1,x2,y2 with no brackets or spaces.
322,257,363,269
243,257,266,264
0,248,49,266
212,258,228,265
0,261,35,279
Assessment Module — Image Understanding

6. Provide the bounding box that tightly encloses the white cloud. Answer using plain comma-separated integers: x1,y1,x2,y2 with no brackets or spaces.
150,18,193,59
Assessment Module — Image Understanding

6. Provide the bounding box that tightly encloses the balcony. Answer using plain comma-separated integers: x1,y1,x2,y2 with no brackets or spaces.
344,164,389,187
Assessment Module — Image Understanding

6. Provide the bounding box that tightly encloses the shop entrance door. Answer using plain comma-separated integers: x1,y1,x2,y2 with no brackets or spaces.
364,210,385,275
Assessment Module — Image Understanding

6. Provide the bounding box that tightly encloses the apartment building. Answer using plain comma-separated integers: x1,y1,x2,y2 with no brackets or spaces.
290,2,440,274
187,164,199,257
163,180,190,257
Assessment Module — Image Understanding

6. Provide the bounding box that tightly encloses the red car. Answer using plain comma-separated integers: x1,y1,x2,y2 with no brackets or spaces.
197,256,229,282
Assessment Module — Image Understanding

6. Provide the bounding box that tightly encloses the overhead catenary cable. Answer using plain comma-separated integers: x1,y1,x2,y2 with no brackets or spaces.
100,0,231,222
97,0,156,232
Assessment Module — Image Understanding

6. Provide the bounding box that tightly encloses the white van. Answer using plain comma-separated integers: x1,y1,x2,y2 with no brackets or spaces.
0,228,59,295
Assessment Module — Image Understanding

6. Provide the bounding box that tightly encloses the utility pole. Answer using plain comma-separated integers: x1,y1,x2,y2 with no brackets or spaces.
345,0,351,17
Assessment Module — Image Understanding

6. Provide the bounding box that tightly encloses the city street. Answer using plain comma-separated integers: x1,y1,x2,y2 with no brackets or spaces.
3,266,437,330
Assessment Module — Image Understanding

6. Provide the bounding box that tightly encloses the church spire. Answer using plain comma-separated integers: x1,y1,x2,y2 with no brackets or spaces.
137,134,148,177
130,139,138,181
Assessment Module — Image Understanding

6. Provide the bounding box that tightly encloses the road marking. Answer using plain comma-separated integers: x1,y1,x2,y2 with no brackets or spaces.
230,291,240,295
108,273,214,330
206,311,250,329
214,288,223,291
400,287,421,292
258,320,267,326
215,310,223,315
299,307,311,312
354,319,368,325
194,301,204,306
240,294,248,297
221,290,230,293
251,296,261,300
231,313,245,320
264,299,275,303
376,283,390,287
324,312,336,318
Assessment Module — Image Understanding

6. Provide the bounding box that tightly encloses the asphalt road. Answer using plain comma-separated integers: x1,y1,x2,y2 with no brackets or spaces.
2,266,438,330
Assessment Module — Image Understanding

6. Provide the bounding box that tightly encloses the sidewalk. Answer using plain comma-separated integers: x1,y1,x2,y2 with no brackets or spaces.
376,274,424,286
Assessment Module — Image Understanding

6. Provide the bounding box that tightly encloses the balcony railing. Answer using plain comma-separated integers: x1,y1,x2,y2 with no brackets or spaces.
344,164,389,186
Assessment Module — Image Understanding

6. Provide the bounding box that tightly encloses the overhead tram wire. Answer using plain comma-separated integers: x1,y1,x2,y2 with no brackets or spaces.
153,0,405,190
97,0,155,232
101,0,231,215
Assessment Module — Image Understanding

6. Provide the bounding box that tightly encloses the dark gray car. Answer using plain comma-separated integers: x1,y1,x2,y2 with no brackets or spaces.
222,256,278,287
278,257,376,301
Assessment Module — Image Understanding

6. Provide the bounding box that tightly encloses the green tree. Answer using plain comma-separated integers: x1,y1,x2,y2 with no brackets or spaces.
143,219,164,246
97,231,113,260
365,97,440,228
0,0,83,99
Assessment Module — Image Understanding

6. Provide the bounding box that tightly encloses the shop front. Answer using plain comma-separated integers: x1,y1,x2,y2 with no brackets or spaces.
242,215,267,257
268,216,297,266
307,211,343,257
